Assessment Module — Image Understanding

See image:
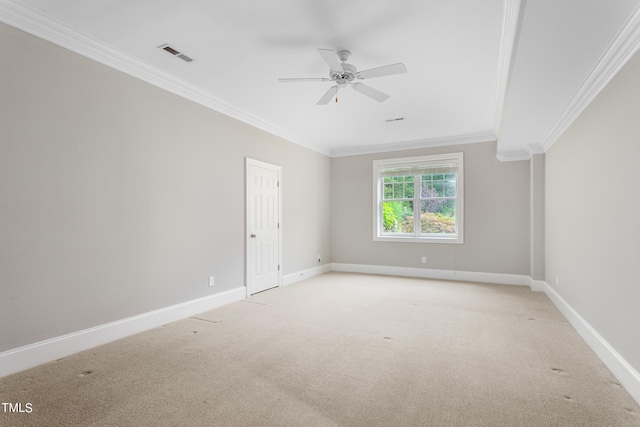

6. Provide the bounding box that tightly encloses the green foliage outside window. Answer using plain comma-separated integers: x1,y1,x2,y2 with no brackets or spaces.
382,203,398,232
382,173,456,234
382,201,414,232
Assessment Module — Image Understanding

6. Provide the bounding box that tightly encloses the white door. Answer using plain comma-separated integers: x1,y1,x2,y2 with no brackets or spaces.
246,158,281,295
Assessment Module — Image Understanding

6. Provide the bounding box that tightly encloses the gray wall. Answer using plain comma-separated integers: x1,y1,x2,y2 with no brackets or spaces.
529,154,545,280
0,23,331,352
331,142,530,274
546,49,640,372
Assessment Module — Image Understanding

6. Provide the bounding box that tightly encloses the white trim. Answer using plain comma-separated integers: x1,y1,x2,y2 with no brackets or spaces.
373,235,465,244
496,150,530,162
496,143,545,162
0,287,245,378
540,281,640,405
527,143,546,155
0,0,330,157
331,263,530,286
540,2,640,152
528,278,546,292
493,0,522,136
497,3,640,160
245,158,283,297
373,152,464,244
282,264,333,287
331,132,495,158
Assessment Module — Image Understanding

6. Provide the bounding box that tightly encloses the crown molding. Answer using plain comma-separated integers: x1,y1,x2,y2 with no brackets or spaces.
527,143,545,155
496,143,544,162
498,1,640,162
496,149,529,162
0,0,332,157
493,0,522,136
330,132,496,158
540,2,640,151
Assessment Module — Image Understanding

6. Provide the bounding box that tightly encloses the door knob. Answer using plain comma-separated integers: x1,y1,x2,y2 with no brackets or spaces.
250,234,256,238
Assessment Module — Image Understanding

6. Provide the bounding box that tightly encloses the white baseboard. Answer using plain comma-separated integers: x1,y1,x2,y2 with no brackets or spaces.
541,281,640,405
528,278,547,292
0,287,245,378
283,263,332,287
331,263,530,286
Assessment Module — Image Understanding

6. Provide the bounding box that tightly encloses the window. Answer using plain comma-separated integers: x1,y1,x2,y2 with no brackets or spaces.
373,153,463,243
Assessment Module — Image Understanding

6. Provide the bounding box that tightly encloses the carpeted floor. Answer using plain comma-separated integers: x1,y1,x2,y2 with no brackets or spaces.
1,272,639,426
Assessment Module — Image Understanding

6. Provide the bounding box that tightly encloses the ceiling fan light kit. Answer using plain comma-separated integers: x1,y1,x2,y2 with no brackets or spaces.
279,48,407,105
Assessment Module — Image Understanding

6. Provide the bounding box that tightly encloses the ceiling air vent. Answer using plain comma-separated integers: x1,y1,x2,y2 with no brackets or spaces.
158,44,193,62
385,117,405,123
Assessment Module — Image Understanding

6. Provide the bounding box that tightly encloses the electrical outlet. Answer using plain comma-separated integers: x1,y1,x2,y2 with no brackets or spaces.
208,276,215,287
421,256,427,264
555,274,559,285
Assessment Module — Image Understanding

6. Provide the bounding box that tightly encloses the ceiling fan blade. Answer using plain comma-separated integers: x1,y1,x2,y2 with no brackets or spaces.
278,77,330,83
357,63,407,79
352,83,390,102
317,86,338,105
317,48,343,71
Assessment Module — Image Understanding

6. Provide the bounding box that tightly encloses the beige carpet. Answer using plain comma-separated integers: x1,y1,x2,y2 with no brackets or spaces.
1,272,639,426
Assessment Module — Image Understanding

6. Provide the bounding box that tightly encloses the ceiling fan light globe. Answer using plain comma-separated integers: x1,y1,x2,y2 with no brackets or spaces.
337,50,351,62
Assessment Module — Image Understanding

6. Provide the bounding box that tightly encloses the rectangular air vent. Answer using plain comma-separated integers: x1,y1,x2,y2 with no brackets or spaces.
385,117,405,123
162,45,179,55
158,44,194,62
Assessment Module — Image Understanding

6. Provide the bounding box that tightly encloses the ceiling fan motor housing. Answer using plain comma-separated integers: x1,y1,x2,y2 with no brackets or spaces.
330,62,357,83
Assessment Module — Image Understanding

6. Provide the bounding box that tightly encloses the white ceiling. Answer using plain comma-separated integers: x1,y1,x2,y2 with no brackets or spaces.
2,0,640,159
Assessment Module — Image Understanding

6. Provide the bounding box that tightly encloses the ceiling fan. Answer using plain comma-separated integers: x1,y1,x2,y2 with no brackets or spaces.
278,48,407,105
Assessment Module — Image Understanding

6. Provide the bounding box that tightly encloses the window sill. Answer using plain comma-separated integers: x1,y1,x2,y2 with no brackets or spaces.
374,235,463,244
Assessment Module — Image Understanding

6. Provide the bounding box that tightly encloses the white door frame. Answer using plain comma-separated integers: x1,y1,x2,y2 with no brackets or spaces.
245,158,283,297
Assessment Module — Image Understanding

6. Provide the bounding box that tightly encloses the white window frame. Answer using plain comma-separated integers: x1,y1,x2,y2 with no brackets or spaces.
373,153,464,244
